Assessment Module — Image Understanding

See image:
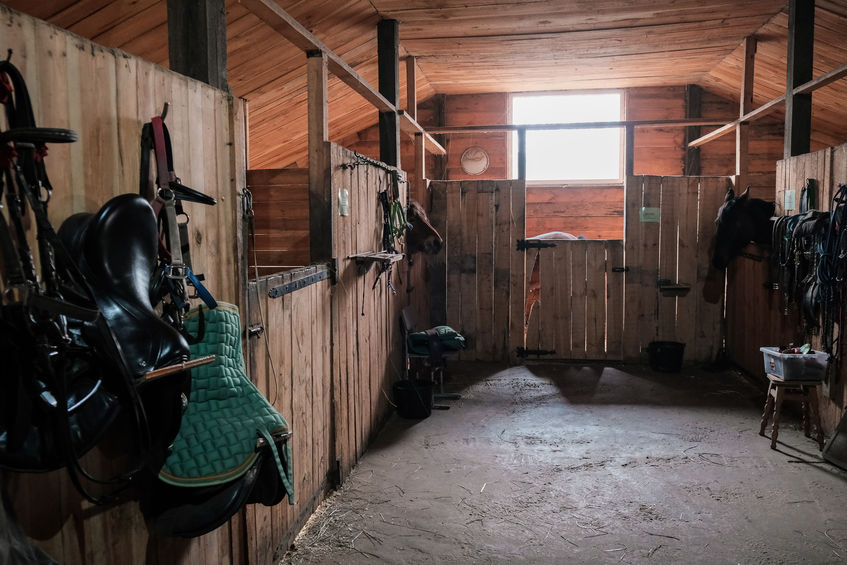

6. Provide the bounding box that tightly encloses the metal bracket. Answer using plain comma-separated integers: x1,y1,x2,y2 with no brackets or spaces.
247,324,264,338
516,347,556,358
516,239,556,251
268,269,330,298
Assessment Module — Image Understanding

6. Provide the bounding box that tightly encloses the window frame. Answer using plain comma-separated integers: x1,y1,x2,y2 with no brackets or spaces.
508,89,626,186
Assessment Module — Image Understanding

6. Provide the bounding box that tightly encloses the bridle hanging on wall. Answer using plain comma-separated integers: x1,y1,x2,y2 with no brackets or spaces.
341,152,410,309
139,106,218,341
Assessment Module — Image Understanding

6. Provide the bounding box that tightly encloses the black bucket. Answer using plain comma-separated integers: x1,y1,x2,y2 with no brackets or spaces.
393,379,433,419
648,341,685,372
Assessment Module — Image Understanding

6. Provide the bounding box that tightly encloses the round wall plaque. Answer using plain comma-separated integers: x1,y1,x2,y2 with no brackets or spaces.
460,146,490,175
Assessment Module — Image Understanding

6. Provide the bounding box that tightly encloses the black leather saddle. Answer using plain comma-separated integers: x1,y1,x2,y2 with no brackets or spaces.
58,194,191,472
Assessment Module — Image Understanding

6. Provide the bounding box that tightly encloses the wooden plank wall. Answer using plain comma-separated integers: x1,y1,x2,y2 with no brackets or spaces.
245,269,331,565
442,94,510,180
628,86,687,175
524,239,625,361
525,186,625,239
328,143,406,475
428,180,526,361
246,168,310,275
729,141,847,434
1,7,247,565
623,175,726,364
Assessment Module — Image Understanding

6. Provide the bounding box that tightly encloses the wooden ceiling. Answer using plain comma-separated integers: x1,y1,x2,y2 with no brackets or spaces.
702,3,847,149
2,1,847,167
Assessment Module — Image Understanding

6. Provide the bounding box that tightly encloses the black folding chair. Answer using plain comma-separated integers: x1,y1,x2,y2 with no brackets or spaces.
400,306,461,409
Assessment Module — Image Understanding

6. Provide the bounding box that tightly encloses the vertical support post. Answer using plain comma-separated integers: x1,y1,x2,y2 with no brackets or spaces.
683,84,702,176
784,0,814,159
625,125,635,177
737,36,757,191
378,19,401,168
413,133,426,202
307,50,334,262
517,128,527,180
167,0,229,91
432,94,447,180
406,56,418,122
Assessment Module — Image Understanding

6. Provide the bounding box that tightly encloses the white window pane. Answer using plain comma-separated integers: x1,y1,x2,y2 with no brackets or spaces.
513,93,621,125
526,129,621,181
512,92,622,181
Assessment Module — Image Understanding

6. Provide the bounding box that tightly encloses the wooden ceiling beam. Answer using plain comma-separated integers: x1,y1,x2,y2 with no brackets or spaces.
237,0,395,112
690,59,847,149
238,0,447,158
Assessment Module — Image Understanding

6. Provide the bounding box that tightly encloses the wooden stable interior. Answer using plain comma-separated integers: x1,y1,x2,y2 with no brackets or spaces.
2,0,847,563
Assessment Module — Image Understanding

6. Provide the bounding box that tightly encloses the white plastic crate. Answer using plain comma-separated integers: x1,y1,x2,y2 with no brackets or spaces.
760,347,829,381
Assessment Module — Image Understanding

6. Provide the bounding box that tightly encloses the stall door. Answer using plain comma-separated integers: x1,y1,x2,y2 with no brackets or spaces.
622,175,728,363
523,239,625,361
429,179,527,363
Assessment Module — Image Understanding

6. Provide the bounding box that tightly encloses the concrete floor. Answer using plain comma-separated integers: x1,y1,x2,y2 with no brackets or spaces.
282,362,847,564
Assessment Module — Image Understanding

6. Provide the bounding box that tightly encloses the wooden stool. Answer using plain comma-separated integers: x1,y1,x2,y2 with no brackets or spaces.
759,373,824,450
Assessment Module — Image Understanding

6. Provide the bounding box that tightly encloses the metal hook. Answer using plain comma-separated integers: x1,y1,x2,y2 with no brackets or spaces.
5,49,12,63
160,101,170,122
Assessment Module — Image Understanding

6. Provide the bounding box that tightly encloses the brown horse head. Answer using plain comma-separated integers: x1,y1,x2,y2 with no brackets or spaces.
712,187,775,270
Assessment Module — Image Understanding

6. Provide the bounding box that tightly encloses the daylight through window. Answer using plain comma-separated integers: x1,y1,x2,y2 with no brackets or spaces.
512,92,623,182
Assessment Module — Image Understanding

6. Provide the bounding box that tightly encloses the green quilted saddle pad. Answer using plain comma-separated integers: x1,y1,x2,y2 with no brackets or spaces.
407,325,466,355
159,303,294,502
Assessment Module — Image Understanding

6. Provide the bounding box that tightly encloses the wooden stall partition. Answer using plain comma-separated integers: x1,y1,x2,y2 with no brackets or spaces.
729,142,847,434
774,145,833,215
246,168,310,276
1,6,247,564
623,175,726,364
245,269,332,565
428,180,526,362
328,144,406,477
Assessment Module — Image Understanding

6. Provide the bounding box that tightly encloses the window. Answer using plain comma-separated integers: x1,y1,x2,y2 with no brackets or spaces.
511,92,623,183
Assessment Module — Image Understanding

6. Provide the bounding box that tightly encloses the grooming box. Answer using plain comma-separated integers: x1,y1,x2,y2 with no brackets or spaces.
760,347,829,381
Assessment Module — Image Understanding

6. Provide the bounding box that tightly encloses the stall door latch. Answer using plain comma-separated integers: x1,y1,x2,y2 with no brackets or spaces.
516,239,556,251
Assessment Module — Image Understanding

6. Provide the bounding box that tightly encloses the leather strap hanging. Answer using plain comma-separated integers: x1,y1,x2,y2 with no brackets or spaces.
139,111,217,312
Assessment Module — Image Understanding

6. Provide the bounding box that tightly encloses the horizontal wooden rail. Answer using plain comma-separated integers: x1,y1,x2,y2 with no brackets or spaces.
688,96,786,148
398,111,446,154
426,119,730,135
240,0,448,156
792,60,847,95
239,0,394,112
688,60,847,148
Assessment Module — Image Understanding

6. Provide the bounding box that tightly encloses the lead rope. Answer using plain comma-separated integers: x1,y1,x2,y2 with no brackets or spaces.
245,187,280,406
